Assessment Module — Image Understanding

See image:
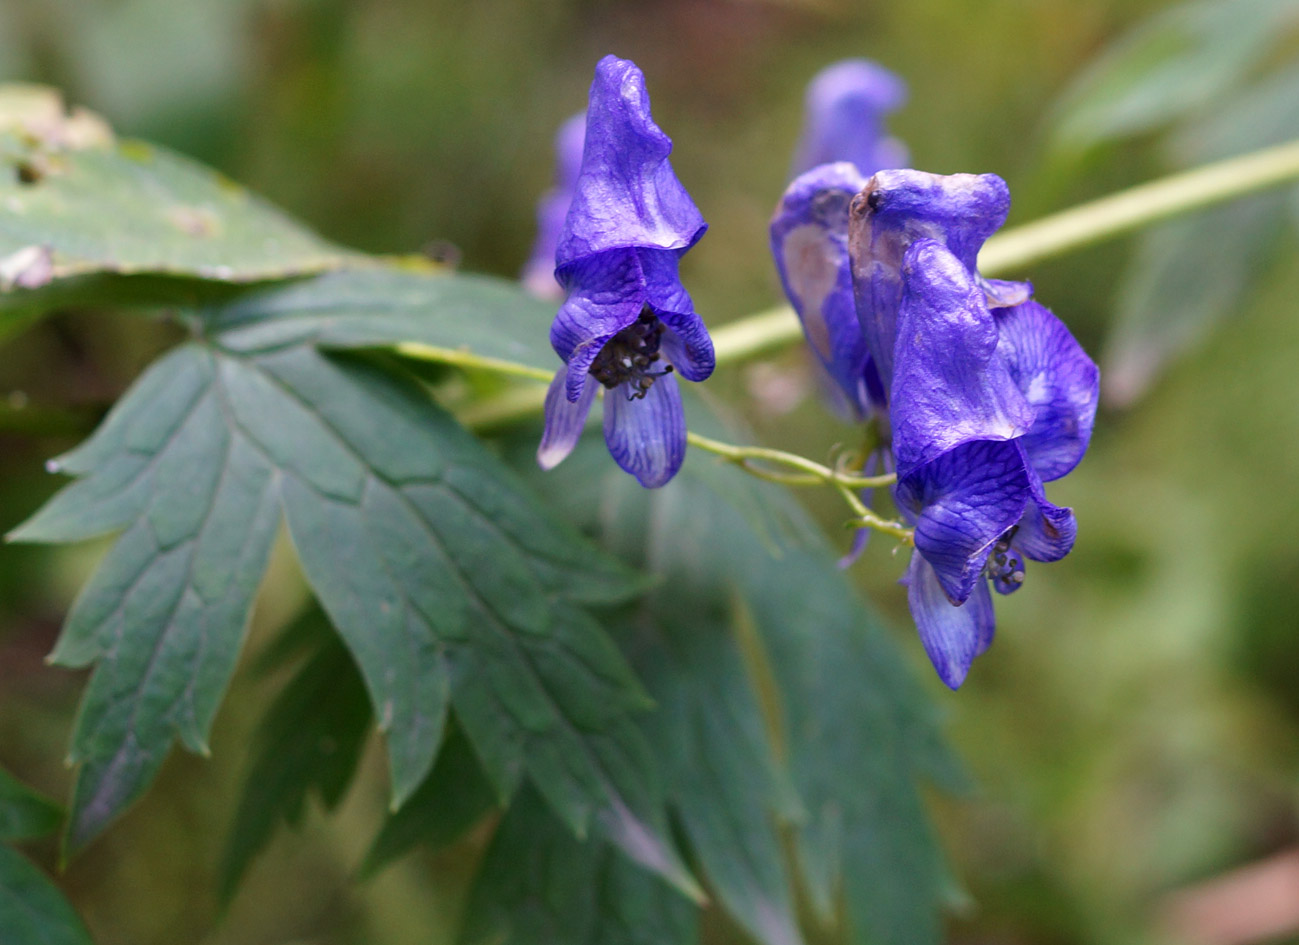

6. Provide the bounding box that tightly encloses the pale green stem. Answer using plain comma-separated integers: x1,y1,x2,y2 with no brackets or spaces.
685,431,911,540
685,431,895,489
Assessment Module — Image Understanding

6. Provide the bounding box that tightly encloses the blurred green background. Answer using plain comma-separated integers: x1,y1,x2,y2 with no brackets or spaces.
2,0,1298,943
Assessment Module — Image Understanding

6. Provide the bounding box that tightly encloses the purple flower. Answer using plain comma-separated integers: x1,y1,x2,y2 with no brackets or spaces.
522,112,586,299
848,170,1098,688
790,59,908,179
536,55,713,489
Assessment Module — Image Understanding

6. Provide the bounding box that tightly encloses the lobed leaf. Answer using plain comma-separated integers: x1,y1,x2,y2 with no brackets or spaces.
510,414,962,945
12,300,686,894
11,345,281,855
360,724,498,879
459,787,696,945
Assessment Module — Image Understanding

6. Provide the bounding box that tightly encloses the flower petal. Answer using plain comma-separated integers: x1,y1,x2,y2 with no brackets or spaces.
550,248,647,399
522,111,587,298
1012,456,1078,562
994,300,1100,481
770,163,876,417
848,169,1011,387
895,438,1030,604
791,59,908,178
602,372,686,488
889,239,1035,474
538,370,597,470
556,56,706,267
639,249,714,381
903,551,996,690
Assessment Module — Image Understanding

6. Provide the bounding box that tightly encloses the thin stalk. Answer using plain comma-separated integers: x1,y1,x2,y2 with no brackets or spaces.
685,431,895,489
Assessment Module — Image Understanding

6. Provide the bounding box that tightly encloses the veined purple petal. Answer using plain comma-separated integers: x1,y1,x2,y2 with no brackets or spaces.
523,112,587,298
556,56,706,268
770,163,877,418
889,240,1035,474
640,249,714,381
658,323,714,382
1011,455,1078,562
903,551,996,690
602,372,686,488
791,59,908,178
849,169,1010,387
895,438,1030,604
551,249,647,399
538,371,597,470
994,300,1100,482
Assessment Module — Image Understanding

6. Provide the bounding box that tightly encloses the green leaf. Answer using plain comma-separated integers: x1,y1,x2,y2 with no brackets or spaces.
1047,0,1296,151
219,610,371,902
460,787,696,945
10,344,281,855
509,419,962,945
633,606,804,945
0,769,61,842
580,472,805,945
741,550,962,945
0,85,354,285
0,845,94,945
13,303,688,895
360,724,498,878
209,267,558,374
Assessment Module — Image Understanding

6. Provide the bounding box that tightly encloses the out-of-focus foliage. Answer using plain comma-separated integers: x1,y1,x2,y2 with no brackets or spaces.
0,768,93,945
1049,0,1299,404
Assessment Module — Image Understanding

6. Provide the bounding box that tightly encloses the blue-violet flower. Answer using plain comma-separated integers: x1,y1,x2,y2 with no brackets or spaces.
848,169,1099,688
522,112,586,299
537,55,713,488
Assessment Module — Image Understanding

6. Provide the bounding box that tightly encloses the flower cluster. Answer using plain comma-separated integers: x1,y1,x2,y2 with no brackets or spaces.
535,55,714,488
850,170,1098,686
770,66,1098,688
528,57,1098,688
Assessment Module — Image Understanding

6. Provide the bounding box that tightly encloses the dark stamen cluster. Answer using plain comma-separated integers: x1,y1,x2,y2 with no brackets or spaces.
985,526,1026,594
589,308,674,400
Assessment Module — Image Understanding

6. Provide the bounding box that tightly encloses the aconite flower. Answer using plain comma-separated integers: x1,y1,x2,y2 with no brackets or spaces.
849,169,1099,688
537,55,713,488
